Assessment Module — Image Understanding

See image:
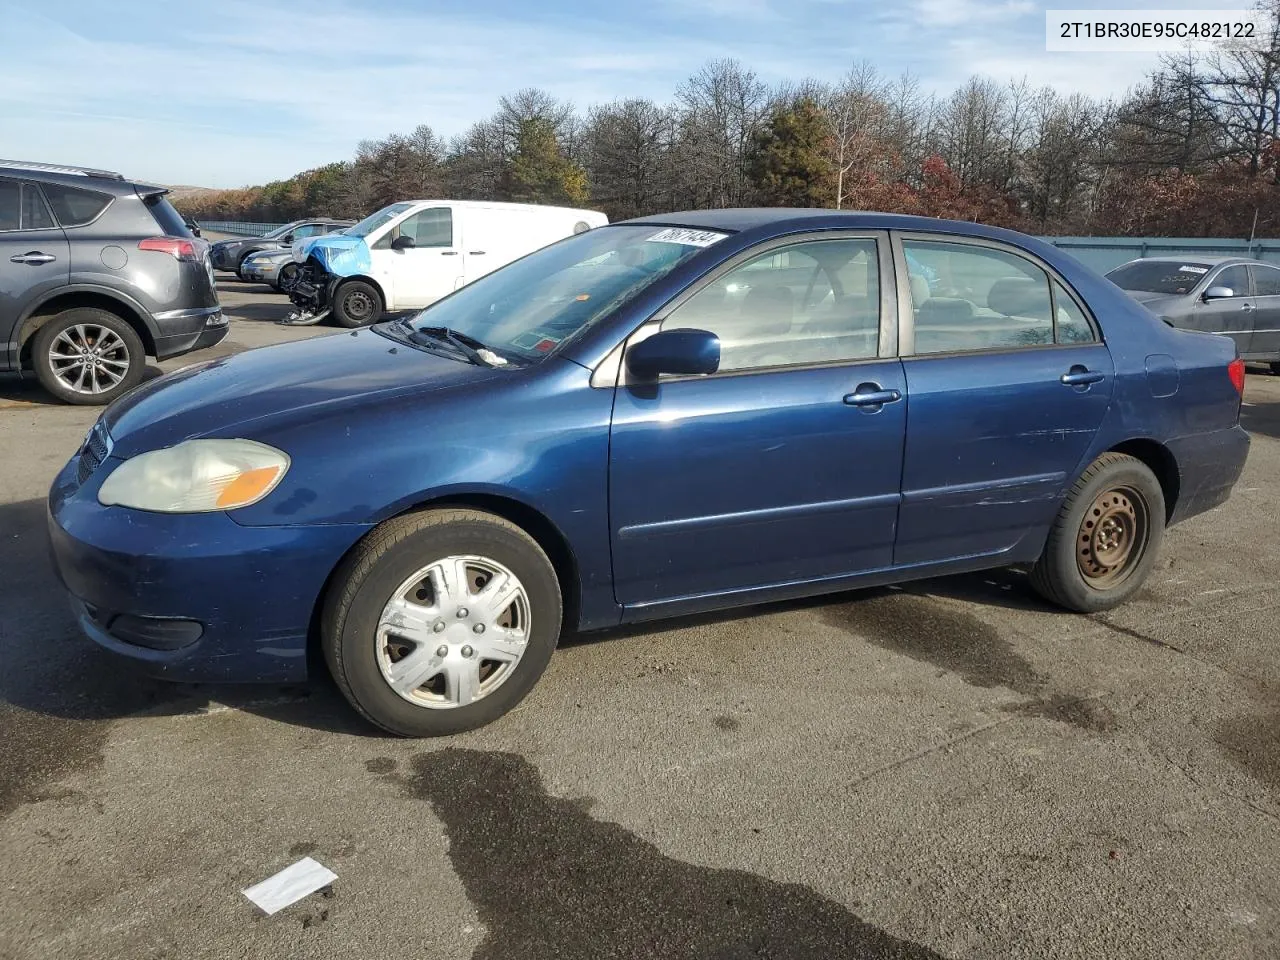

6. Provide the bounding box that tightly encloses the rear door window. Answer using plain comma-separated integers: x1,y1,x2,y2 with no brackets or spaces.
41,184,113,227
22,184,56,229
1251,264,1280,297
0,179,20,231
902,239,1054,354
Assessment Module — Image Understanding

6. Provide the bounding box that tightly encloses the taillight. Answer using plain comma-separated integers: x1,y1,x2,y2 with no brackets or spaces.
138,237,203,261
1228,357,1246,395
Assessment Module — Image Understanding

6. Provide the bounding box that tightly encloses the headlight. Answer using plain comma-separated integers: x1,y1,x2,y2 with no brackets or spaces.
98,439,290,512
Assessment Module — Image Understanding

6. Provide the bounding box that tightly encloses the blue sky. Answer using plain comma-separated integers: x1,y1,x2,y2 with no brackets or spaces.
0,0,1251,188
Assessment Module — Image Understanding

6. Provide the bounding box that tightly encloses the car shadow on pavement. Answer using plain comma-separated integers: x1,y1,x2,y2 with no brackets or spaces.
223,299,293,323
0,498,379,748
1240,396,1280,440
562,567,1057,651
0,365,166,407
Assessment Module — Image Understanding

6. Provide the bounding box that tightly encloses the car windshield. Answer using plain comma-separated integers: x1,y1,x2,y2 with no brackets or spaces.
346,203,415,238
261,221,303,240
1107,261,1211,295
401,224,729,363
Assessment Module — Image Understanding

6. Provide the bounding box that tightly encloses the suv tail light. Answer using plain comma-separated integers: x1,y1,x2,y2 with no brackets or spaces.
139,237,204,262
1228,357,1246,395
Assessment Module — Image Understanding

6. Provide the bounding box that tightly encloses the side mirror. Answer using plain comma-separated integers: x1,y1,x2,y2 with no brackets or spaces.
626,328,720,379
280,234,294,244
391,235,416,250
1203,286,1234,301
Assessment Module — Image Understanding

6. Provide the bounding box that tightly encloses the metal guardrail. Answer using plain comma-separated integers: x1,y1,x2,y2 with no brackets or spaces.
190,220,1280,270
198,220,286,237
1038,236,1280,273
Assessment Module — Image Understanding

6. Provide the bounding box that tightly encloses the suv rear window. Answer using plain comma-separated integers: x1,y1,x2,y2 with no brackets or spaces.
143,194,192,237
40,184,112,227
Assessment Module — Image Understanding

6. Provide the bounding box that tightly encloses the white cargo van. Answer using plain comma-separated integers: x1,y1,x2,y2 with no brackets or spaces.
285,200,609,327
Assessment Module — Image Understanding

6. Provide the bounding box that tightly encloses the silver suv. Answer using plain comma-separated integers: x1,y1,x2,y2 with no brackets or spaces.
0,160,225,405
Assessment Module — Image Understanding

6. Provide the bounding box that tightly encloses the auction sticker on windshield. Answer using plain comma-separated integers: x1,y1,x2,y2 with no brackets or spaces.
646,228,729,247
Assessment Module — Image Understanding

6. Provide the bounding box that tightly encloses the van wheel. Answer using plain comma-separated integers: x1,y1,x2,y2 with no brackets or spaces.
1029,453,1165,613
31,308,146,406
322,508,563,737
333,280,383,328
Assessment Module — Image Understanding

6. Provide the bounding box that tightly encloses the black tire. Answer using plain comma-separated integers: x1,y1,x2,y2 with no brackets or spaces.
332,280,384,328
274,262,299,293
30,307,146,406
322,508,563,737
1029,453,1165,613
1270,361,1280,376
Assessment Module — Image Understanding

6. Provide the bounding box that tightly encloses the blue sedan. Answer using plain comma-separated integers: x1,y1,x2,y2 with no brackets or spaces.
48,211,1250,736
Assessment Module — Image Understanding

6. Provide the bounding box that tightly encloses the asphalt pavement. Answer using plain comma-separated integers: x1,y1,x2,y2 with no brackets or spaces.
1,277,1278,959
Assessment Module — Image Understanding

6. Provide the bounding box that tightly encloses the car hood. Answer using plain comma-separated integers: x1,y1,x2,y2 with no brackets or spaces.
102,329,502,457
293,234,371,274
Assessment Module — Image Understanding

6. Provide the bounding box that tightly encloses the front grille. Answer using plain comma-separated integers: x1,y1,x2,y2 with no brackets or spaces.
77,422,112,484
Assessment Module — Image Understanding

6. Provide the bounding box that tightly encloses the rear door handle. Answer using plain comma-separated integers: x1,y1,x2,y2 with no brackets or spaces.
1242,302,1255,310
10,252,55,265
844,385,902,408
1060,368,1106,386
469,250,486,255
441,251,459,256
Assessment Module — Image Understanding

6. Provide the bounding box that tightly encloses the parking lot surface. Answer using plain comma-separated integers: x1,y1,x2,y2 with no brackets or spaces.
1,278,1279,959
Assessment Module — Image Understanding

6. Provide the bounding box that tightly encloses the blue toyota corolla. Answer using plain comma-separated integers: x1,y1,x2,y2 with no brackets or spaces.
48,210,1250,736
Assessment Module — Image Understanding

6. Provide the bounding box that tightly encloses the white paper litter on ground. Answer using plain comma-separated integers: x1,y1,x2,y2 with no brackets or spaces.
242,857,337,915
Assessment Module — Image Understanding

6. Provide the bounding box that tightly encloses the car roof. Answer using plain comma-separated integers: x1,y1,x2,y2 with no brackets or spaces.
1117,255,1257,267
621,208,1050,244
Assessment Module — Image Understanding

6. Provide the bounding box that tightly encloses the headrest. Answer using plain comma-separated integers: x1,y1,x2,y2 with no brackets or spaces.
987,277,1050,318
909,273,930,307
916,297,974,324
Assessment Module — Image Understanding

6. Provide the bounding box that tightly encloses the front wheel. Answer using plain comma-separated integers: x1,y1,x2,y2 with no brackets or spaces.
322,509,563,736
1270,361,1280,376
332,280,383,328
1029,453,1165,612
275,262,299,293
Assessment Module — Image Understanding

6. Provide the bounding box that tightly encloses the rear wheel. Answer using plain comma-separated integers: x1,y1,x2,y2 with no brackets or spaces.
332,280,383,328
1270,361,1280,376
30,308,146,406
1029,453,1165,612
322,508,563,736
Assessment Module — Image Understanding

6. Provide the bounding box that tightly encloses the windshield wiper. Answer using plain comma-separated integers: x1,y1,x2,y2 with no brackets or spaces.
413,325,521,368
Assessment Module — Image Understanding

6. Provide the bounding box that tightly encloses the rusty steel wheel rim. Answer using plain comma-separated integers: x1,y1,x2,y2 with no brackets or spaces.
1077,485,1148,589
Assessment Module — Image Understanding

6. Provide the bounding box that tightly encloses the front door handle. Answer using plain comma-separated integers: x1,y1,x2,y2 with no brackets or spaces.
1060,367,1106,386
469,250,486,255
441,251,459,256
10,251,55,265
1242,302,1255,310
844,384,902,408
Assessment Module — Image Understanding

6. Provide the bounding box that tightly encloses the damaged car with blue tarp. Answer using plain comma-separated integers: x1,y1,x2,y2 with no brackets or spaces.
283,200,607,327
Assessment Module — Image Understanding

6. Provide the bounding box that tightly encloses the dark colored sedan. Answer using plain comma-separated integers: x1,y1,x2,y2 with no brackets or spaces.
1107,256,1280,373
49,210,1250,736
209,218,354,278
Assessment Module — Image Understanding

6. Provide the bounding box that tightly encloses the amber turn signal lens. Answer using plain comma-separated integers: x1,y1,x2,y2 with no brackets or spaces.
216,466,283,509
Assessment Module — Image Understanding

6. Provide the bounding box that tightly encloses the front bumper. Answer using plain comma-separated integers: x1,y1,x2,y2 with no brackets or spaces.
47,450,371,683
1168,425,1251,524
243,260,283,282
